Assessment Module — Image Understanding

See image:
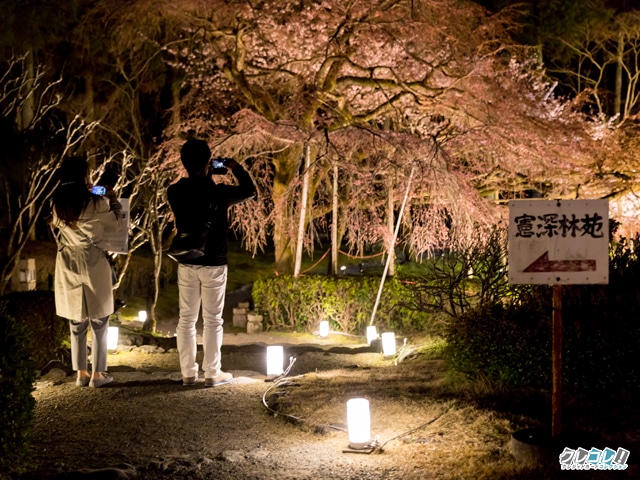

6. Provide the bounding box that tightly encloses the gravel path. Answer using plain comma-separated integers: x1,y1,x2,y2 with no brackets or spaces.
24,346,416,480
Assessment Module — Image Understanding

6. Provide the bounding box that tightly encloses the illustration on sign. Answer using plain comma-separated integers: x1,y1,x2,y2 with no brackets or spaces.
523,252,596,273
508,200,609,285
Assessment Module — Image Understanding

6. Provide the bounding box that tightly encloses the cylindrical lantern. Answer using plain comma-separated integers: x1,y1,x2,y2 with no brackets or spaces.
138,310,147,323
366,326,377,345
107,326,119,350
347,398,371,449
266,345,284,376
381,332,396,356
319,320,330,338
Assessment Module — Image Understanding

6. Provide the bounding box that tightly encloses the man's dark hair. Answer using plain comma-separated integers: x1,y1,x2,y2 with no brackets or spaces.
180,139,211,176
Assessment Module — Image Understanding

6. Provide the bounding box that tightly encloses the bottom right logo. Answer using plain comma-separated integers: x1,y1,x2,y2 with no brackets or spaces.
559,447,630,471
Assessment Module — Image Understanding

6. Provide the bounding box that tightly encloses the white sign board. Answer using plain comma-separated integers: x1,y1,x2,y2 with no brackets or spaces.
103,198,130,254
508,199,608,285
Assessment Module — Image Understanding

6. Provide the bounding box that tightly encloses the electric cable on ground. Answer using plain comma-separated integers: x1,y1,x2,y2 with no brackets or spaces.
261,355,456,453
376,402,455,452
262,356,305,424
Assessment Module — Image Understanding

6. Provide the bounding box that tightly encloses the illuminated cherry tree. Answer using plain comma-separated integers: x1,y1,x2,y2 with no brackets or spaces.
87,0,613,275
166,0,612,272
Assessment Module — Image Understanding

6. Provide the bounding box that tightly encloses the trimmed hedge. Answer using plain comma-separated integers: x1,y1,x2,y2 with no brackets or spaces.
252,274,437,335
0,300,36,477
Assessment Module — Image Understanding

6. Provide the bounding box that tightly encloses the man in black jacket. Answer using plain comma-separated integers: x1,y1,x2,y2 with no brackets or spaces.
168,139,256,387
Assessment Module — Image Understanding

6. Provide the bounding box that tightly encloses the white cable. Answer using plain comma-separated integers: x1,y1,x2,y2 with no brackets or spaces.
262,357,301,417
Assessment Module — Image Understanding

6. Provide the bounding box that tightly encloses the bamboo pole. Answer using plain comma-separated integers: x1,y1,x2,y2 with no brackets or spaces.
369,164,415,326
294,144,311,277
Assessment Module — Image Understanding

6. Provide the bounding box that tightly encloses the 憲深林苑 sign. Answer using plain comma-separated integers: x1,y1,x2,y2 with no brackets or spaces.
508,199,609,285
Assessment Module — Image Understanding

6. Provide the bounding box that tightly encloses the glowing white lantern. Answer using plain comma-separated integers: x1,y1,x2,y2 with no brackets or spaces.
366,326,377,345
319,320,330,338
347,398,371,449
138,310,147,322
381,332,396,356
107,326,119,350
266,346,284,377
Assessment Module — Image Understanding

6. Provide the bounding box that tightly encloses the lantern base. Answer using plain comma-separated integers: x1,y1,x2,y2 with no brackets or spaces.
343,443,375,454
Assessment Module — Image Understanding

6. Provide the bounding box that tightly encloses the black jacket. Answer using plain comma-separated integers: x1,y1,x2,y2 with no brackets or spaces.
167,164,256,266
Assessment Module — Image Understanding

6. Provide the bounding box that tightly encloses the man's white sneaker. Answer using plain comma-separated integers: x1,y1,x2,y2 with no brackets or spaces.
183,374,199,386
204,371,233,387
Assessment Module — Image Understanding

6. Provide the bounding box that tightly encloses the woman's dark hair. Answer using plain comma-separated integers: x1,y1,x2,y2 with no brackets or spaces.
180,139,211,176
52,157,93,228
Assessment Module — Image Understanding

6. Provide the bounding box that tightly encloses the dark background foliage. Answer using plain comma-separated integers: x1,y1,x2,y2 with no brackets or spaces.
0,300,37,477
444,235,640,392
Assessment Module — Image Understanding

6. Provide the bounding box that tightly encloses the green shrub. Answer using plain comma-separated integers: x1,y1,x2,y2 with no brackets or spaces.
0,300,36,477
406,228,511,319
444,230,640,391
559,243,640,390
252,274,436,335
2,290,68,370
445,290,551,387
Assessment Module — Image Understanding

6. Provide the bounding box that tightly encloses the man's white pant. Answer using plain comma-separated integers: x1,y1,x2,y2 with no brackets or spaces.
176,264,227,379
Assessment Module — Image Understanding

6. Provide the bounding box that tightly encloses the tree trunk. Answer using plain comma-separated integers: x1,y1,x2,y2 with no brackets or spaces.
17,51,35,130
143,228,162,333
19,52,37,242
272,146,302,274
614,32,623,122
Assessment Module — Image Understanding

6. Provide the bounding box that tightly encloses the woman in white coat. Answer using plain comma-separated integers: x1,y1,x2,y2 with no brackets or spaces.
51,157,122,388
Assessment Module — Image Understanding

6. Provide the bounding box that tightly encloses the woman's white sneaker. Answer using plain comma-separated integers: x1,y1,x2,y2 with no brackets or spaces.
89,374,113,388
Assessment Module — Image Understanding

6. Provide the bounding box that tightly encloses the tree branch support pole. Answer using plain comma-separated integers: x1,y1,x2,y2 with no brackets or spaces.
369,164,415,327
331,162,339,275
552,284,563,437
294,144,311,277
387,175,395,277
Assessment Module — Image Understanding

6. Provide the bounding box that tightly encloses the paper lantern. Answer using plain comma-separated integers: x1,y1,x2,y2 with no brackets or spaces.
366,326,377,345
319,320,330,338
381,332,396,356
107,326,119,350
347,398,371,449
138,310,147,322
266,345,284,376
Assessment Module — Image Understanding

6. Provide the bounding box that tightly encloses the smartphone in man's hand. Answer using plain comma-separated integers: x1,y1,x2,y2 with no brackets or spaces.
209,157,228,175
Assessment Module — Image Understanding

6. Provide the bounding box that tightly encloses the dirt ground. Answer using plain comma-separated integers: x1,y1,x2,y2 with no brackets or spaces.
20,335,500,480
27,352,389,480
20,328,639,480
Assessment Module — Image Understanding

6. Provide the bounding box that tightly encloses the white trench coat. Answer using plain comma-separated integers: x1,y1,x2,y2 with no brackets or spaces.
53,197,121,321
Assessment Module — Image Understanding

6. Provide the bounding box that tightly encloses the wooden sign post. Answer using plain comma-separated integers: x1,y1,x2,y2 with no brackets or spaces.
552,284,562,437
509,199,608,437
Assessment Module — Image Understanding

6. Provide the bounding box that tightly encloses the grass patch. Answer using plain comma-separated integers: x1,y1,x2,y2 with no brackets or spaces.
268,340,639,479
226,240,276,290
